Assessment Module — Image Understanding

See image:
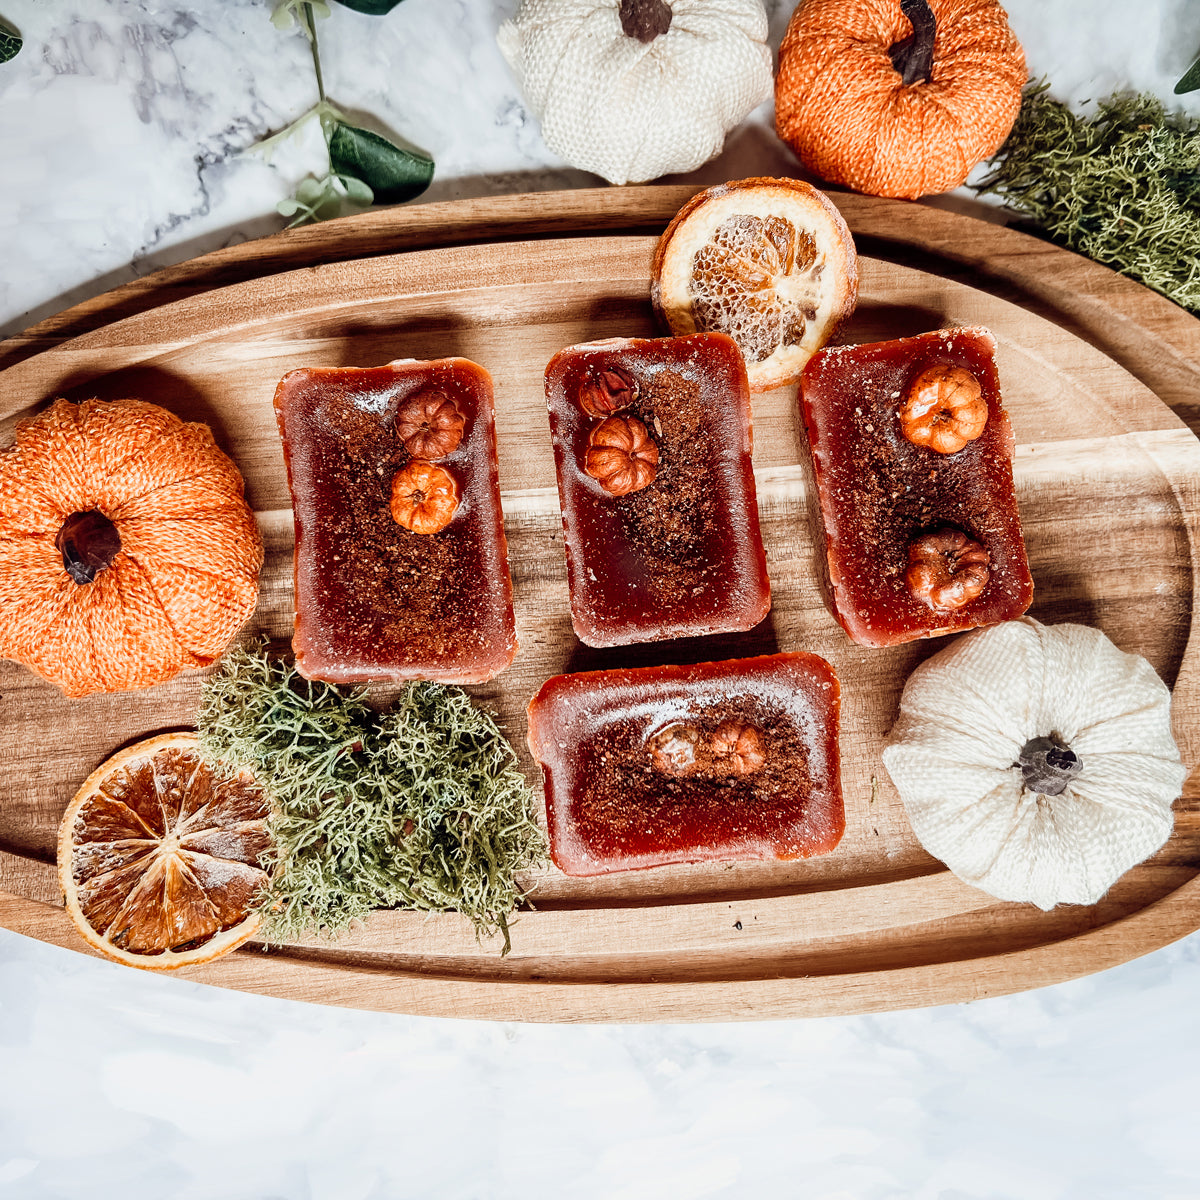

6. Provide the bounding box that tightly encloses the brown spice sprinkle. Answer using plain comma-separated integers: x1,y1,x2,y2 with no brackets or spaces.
283,368,501,672
572,700,812,859
585,414,659,496
898,365,987,454
617,368,720,597
906,528,990,611
395,389,465,460
390,460,460,535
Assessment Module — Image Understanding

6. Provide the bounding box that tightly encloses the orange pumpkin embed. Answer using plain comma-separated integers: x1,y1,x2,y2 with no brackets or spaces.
584,414,659,497
390,460,460,534
775,0,1026,199
0,397,263,697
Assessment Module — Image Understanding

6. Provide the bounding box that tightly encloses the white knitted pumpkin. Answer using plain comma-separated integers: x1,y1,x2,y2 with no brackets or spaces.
882,618,1188,910
498,0,773,185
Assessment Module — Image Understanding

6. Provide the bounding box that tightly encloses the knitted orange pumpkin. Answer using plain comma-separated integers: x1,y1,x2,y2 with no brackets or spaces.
0,398,263,697
775,0,1026,199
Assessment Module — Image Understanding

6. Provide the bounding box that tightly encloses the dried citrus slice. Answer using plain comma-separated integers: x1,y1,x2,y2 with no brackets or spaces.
57,732,270,971
651,177,858,391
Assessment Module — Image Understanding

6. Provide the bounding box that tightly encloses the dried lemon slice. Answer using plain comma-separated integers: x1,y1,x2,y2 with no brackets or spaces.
57,732,270,971
652,177,858,391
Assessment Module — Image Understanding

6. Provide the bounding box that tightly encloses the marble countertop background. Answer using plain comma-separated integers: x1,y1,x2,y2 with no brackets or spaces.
2,2,1200,1197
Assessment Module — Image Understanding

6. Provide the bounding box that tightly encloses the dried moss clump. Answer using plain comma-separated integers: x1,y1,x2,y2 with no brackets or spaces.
196,642,545,952
974,86,1200,312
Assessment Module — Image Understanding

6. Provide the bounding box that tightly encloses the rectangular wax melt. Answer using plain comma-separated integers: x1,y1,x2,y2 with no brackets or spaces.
798,327,1033,647
544,334,771,648
527,653,843,877
274,359,517,683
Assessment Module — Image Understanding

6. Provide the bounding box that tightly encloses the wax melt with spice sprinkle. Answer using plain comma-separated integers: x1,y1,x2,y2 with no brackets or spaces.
273,359,516,684
544,333,771,648
527,653,844,877
797,326,1033,647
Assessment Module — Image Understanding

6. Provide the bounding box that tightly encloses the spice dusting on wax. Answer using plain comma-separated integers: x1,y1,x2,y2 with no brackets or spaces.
527,653,843,876
544,334,770,648
273,359,516,684
797,326,1032,646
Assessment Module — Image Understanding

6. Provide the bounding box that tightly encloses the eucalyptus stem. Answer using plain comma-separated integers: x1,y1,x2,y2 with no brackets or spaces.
303,2,326,104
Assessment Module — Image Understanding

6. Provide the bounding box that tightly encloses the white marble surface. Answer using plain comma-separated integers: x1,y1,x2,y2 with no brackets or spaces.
3,1,1200,1196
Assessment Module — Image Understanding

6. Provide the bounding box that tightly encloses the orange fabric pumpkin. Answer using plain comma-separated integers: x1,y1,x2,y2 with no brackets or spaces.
0,397,263,697
775,0,1026,199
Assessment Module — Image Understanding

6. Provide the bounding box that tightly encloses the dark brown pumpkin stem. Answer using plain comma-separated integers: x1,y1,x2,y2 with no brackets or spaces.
1017,734,1082,797
889,0,936,86
619,0,672,43
56,511,121,585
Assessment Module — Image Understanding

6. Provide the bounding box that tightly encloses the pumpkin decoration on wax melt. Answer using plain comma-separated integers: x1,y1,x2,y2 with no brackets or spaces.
0,397,263,698
775,0,1027,199
498,0,773,185
881,618,1188,910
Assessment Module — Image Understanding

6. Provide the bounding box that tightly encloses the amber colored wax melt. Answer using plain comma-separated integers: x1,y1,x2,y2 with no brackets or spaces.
798,327,1032,647
545,334,771,648
527,653,843,876
274,359,516,683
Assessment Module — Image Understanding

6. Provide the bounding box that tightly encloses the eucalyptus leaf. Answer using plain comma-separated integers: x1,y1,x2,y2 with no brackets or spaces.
333,0,408,13
328,121,433,204
0,17,21,64
1175,55,1200,95
337,173,375,205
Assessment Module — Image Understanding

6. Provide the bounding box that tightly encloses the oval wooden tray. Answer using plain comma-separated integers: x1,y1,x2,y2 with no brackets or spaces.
3,187,1200,1022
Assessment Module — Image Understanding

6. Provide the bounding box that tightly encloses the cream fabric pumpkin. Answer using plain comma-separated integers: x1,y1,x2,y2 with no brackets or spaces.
882,618,1188,910
498,0,773,185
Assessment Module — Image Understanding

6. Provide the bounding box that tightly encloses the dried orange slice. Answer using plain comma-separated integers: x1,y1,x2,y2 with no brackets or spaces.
651,177,858,392
57,732,270,971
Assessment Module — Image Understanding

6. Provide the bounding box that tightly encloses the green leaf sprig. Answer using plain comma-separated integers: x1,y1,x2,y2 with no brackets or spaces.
197,642,545,953
257,1,433,226
0,15,21,65
973,85,1200,313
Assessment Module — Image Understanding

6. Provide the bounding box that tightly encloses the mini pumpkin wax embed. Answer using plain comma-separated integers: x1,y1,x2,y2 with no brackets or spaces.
882,618,1188,910
0,398,263,698
775,0,1026,199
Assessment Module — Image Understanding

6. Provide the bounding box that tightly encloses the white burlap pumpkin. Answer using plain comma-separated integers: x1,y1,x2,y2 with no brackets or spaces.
881,618,1188,910
498,0,773,185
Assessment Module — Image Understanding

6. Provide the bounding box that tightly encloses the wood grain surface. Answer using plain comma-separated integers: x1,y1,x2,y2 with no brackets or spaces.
2,187,1199,1022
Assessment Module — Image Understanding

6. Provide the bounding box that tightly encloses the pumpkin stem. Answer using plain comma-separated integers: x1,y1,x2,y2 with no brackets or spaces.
1017,734,1082,797
618,0,672,43
56,511,122,586
889,0,937,87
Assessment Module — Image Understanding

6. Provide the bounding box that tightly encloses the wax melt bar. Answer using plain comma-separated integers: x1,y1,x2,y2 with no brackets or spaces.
527,653,843,876
798,327,1032,647
274,359,516,683
544,334,771,648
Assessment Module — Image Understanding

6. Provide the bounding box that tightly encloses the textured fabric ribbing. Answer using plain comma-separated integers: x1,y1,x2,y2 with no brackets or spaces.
882,618,1186,909
775,0,1026,199
0,398,263,697
499,0,773,186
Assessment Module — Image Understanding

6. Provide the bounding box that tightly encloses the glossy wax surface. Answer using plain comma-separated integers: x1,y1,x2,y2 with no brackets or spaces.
545,334,771,647
274,359,516,683
799,327,1033,647
527,653,843,877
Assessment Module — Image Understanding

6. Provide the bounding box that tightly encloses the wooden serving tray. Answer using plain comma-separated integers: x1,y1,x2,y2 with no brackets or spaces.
3,187,1200,1022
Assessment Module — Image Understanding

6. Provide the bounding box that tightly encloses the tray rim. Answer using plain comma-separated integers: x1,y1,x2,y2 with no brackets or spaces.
2,186,1200,1022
